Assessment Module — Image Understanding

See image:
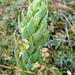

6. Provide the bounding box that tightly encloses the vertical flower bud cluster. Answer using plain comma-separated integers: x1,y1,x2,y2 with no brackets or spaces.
14,0,49,75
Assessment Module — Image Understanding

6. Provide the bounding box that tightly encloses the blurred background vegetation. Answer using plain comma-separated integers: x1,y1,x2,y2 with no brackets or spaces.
0,0,75,75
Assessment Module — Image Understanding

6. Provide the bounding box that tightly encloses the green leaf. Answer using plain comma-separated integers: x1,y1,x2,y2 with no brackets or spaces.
28,37,34,55
51,67,60,75
20,71,29,75
44,70,47,75
13,30,19,49
15,48,28,75
32,23,47,45
33,6,46,27
32,0,40,13
26,18,35,36
18,15,22,33
26,57,32,71
27,4,33,22
35,32,49,49
22,9,27,26
38,51,42,64
40,10,48,25
14,48,24,69
31,45,42,62
22,49,28,64
22,26,29,40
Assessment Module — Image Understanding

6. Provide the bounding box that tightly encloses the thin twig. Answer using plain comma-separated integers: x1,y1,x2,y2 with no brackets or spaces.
0,31,7,39
65,21,73,51
61,12,73,51
60,12,75,32
10,2,27,7
2,35,13,45
0,64,36,75
61,13,72,26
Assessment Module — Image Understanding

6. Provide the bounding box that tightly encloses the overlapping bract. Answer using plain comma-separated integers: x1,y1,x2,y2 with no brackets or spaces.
14,0,49,75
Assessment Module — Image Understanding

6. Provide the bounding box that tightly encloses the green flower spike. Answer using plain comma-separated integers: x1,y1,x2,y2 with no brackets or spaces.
14,0,50,75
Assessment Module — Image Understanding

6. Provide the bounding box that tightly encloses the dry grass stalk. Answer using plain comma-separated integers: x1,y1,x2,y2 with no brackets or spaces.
50,4,73,12
0,64,36,75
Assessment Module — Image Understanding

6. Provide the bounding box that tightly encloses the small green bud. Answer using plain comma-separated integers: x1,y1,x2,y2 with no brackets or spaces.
41,66,47,70
20,39,29,44
40,48,49,53
32,62,41,69
44,53,51,57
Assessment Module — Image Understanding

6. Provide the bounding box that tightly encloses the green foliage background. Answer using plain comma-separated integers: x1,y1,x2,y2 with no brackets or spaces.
0,0,75,75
